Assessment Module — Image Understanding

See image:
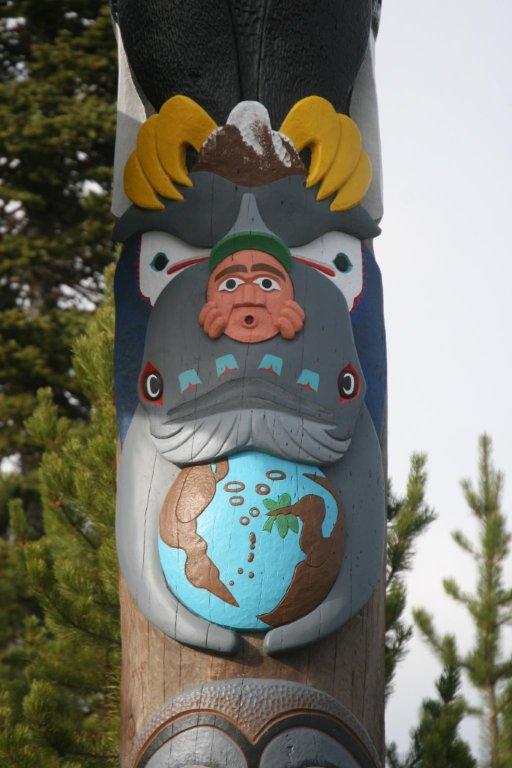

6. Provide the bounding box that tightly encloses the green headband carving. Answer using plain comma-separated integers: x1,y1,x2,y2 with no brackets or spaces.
209,231,292,272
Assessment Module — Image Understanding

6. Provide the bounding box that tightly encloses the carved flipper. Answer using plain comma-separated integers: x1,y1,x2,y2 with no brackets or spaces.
116,407,239,654
264,404,385,655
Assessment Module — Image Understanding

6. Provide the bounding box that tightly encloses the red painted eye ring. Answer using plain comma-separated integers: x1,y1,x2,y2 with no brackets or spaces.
338,363,360,403
141,361,164,405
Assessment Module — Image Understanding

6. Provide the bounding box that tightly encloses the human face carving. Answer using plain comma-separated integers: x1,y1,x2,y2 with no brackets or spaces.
199,250,305,343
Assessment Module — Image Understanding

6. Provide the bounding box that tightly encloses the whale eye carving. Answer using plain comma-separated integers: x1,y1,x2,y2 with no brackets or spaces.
338,363,360,402
333,252,353,273
150,251,170,272
141,362,163,404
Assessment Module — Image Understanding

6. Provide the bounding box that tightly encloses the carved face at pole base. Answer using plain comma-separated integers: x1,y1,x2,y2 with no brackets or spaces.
130,679,381,768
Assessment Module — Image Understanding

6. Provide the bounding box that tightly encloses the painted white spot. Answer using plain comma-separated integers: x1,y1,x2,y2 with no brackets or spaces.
139,231,208,306
292,232,364,312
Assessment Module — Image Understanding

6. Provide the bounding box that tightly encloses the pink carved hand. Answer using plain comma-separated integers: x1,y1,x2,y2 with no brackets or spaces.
198,301,228,339
277,299,305,340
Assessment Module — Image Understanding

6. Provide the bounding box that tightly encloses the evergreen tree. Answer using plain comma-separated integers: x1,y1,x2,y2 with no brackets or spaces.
0,271,119,767
386,454,436,699
0,1,116,529
413,435,512,768
387,648,476,768
500,682,512,765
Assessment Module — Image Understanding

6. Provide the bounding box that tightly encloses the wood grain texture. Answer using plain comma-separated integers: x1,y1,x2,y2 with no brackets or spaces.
119,572,385,766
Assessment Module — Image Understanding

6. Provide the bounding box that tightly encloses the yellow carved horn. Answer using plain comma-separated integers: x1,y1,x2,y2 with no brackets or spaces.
316,115,362,201
330,151,372,211
280,96,372,212
136,116,183,201
123,95,217,209
123,153,164,211
279,96,340,188
156,95,217,187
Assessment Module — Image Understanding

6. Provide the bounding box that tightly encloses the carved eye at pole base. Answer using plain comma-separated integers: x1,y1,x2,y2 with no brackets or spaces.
141,362,164,405
338,363,360,403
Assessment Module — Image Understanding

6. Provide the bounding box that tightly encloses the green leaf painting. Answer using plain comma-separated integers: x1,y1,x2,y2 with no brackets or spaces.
288,515,299,534
276,515,289,538
263,493,291,512
262,517,275,532
262,492,300,539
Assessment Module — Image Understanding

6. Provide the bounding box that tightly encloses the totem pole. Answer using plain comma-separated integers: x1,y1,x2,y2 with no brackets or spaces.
111,2,386,766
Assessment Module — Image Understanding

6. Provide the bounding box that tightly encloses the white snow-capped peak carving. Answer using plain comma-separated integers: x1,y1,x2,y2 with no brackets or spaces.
226,101,293,167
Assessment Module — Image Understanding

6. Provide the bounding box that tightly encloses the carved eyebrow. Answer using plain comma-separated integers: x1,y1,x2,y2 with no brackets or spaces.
214,264,247,280
250,263,286,279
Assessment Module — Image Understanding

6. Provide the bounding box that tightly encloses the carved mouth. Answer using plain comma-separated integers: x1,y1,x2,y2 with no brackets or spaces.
162,377,334,425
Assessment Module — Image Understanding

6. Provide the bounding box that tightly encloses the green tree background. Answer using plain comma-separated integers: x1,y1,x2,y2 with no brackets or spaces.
0,3,118,765
0,0,116,532
389,437,512,768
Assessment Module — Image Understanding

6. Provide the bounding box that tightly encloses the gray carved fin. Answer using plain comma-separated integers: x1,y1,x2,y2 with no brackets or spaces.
264,404,385,655
116,405,239,654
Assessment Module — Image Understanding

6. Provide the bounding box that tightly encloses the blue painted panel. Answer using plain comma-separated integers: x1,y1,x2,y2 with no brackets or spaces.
351,245,387,438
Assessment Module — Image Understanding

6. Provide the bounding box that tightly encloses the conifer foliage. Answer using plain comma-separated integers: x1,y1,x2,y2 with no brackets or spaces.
385,454,436,699
387,653,477,768
390,435,512,767
0,274,119,767
0,1,116,528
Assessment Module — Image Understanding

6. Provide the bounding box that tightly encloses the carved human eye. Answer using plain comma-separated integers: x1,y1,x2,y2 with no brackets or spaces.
150,251,170,272
218,277,244,292
338,363,360,402
141,362,163,404
333,252,353,273
253,276,280,291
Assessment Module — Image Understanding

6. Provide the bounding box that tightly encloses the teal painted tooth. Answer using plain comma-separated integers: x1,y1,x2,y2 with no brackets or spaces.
215,354,239,377
258,354,283,375
296,369,320,392
178,368,202,393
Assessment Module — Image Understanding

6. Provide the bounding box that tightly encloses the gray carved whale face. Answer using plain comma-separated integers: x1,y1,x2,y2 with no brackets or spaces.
138,261,365,466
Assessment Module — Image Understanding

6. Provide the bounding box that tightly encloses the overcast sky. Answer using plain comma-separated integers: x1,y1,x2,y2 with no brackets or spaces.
377,0,512,758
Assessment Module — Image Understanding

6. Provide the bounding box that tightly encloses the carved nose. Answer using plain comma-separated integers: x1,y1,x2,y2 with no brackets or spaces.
240,282,258,302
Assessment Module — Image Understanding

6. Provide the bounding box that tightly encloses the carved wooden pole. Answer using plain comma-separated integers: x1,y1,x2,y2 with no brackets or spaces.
111,2,386,766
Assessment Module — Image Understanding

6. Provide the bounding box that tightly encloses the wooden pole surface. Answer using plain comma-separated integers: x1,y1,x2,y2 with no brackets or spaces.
112,3,387,766
120,578,385,766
